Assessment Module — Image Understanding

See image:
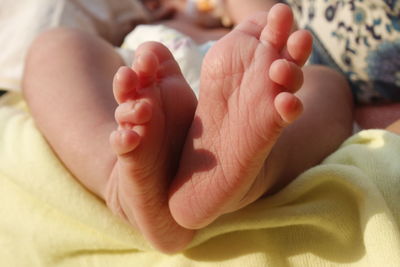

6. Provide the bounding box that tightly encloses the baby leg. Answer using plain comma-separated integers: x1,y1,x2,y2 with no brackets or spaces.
24,28,123,197
23,29,196,253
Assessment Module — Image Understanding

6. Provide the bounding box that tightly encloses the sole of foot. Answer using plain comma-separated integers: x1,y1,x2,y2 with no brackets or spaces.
107,42,197,253
169,4,313,229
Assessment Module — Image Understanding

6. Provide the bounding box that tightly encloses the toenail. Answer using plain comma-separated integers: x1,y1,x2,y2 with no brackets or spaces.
115,67,126,81
115,66,130,81
131,102,138,111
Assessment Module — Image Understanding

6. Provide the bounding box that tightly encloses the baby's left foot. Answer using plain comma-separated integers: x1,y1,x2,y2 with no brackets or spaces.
169,4,312,229
106,42,197,253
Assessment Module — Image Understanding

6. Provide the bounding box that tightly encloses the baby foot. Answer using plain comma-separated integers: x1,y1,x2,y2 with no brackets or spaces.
169,4,313,229
106,42,197,253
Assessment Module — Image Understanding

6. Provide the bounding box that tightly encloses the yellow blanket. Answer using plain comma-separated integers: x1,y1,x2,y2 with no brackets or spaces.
1,92,400,266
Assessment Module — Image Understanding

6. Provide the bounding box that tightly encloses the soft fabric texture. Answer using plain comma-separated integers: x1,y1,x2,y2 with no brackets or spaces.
0,0,210,98
1,92,400,266
120,24,216,96
284,0,400,104
0,0,149,92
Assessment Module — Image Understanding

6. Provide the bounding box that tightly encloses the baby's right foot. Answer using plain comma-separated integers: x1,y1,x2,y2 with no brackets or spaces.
169,4,313,229
106,42,197,253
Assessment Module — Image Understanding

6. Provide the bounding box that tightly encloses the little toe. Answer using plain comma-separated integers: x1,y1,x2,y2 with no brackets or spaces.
113,66,138,104
260,3,293,51
282,30,313,66
110,129,141,155
269,59,304,92
115,100,153,126
274,92,303,123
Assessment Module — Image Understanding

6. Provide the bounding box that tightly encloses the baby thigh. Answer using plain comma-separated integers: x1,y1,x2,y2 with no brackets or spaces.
23,28,125,198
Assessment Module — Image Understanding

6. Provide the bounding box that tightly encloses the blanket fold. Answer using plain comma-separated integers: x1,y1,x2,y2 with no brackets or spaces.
1,93,400,266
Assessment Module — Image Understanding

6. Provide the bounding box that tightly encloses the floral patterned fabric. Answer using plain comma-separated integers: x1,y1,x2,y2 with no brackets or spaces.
284,0,400,103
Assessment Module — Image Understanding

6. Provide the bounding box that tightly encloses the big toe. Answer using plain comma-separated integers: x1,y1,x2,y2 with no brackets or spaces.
134,42,183,79
260,3,294,51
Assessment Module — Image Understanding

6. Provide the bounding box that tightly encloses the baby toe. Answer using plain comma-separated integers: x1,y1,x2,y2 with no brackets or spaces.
133,50,159,88
115,100,153,126
282,30,313,66
110,129,141,155
269,59,304,93
274,92,303,124
260,3,293,51
136,41,183,78
113,66,138,104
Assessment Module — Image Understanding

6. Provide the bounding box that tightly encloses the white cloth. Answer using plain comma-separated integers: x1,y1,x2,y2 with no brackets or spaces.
0,0,149,91
120,24,215,96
